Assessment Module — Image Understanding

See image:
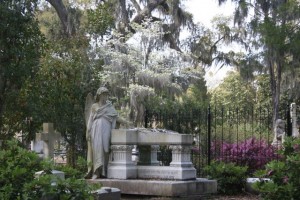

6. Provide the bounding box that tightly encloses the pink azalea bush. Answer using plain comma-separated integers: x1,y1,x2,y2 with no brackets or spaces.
211,137,279,175
254,137,300,199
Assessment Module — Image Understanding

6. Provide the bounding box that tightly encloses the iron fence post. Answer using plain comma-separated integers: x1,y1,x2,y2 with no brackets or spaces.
144,109,148,128
208,105,211,166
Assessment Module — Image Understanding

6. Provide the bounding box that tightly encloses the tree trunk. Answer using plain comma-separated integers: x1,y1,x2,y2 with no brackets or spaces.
0,99,4,134
66,143,76,167
131,0,166,24
0,73,6,133
269,56,282,131
117,0,130,35
46,0,75,36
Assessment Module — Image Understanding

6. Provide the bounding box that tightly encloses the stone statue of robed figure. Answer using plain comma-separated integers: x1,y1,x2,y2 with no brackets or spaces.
84,86,131,179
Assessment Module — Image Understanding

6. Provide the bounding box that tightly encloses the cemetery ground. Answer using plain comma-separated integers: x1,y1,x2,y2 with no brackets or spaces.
120,193,260,199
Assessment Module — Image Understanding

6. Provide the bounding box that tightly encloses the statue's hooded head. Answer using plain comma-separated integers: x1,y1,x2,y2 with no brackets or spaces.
95,87,109,101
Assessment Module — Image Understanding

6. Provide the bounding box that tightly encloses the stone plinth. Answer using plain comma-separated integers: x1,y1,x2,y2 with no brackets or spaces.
137,166,196,180
88,178,217,197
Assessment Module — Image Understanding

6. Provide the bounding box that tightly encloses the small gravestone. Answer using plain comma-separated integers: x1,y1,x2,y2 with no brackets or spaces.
93,187,120,200
246,178,270,194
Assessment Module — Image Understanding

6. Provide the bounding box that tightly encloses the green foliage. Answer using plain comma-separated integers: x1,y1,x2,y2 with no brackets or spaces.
254,137,300,199
209,71,255,110
96,20,208,125
204,161,248,195
231,0,300,128
55,156,88,179
37,4,64,39
0,0,45,135
145,94,208,135
22,36,95,165
0,139,98,199
86,2,115,36
22,175,96,200
255,74,272,110
0,139,44,199
37,1,83,39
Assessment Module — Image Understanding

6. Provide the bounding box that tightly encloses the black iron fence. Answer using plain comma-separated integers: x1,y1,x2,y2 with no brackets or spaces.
144,105,292,177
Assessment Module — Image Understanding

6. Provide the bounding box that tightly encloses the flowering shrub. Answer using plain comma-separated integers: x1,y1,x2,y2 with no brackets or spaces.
254,137,300,200
204,161,248,195
211,137,279,175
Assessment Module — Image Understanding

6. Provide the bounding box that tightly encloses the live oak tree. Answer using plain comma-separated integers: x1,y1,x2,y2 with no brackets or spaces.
46,0,194,51
218,0,300,128
95,18,208,125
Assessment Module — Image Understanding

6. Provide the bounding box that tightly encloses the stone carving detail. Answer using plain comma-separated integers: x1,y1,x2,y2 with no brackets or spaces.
170,145,191,154
110,145,134,164
111,145,134,151
170,145,192,166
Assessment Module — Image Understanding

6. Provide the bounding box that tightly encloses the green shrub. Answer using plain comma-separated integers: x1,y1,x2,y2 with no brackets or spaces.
22,174,97,200
0,139,98,199
0,139,44,199
54,156,88,179
253,137,300,200
204,161,248,195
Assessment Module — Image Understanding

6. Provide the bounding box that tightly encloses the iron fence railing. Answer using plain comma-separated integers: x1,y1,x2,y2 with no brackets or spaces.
144,105,292,177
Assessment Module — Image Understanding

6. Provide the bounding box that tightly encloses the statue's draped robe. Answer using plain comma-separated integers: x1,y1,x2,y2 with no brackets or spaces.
88,102,117,177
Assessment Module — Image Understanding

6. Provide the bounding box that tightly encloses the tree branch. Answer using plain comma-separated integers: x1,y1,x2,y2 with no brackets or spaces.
131,0,166,24
130,0,141,12
46,0,75,36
